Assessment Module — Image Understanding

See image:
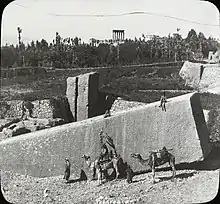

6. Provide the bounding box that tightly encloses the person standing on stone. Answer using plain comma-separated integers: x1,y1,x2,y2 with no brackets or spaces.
159,91,167,111
104,94,112,118
21,100,33,120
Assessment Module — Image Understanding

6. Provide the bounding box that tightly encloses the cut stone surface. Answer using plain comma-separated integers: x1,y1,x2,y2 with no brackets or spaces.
66,77,78,122
179,61,202,89
77,72,99,121
0,92,211,177
179,61,220,90
199,64,220,90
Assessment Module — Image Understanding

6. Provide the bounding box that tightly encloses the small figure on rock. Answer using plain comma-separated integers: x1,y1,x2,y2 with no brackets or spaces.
63,158,71,183
104,94,112,118
21,100,34,120
159,91,167,112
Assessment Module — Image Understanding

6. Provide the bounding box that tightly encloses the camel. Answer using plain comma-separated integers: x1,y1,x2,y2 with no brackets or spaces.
131,146,176,183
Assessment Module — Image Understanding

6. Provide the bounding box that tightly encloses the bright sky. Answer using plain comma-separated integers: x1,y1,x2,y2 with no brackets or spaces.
1,0,220,45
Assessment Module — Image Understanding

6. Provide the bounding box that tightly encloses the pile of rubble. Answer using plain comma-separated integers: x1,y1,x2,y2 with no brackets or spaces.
0,97,72,141
1,118,65,138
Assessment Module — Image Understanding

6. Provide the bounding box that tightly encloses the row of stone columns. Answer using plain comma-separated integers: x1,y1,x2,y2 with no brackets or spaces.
112,30,125,41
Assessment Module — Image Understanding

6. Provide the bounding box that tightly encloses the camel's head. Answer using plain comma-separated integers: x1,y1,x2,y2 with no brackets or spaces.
99,129,104,136
64,158,70,164
130,153,142,160
82,154,90,161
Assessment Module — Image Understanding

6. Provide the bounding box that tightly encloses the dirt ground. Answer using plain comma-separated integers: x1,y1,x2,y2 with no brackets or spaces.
1,165,219,204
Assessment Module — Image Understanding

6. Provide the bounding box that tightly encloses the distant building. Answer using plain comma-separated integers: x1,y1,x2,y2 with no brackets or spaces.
112,30,125,41
112,30,125,45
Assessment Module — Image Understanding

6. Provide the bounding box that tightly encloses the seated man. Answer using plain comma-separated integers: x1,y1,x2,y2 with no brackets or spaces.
98,143,111,163
156,146,169,159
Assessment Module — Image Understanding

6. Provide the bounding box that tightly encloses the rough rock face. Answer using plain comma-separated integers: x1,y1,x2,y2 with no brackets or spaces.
0,100,24,119
0,98,73,123
31,100,55,119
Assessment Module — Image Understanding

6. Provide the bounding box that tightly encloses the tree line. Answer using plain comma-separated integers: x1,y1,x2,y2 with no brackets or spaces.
1,29,219,68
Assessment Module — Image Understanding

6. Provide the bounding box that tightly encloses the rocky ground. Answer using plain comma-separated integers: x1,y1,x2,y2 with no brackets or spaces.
1,168,219,204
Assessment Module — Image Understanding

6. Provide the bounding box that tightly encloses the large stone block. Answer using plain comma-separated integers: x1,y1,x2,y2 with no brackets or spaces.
66,77,78,122
179,61,202,88
179,61,220,90
199,64,220,89
77,72,99,121
0,92,211,177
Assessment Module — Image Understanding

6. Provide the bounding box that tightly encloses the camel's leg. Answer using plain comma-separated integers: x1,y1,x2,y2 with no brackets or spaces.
164,103,166,112
162,102,166,111
152,167,156,184
97,168,102,185
169,156,176,181
92,167,96,180
112,161,119,180
151,155,156,184
115,166,120,181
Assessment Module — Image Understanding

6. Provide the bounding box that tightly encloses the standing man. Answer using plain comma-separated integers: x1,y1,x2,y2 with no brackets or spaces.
104,94,112,118
159,91,167,112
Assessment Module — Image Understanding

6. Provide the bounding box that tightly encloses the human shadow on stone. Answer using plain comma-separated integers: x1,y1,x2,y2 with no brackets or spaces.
200,65,205,80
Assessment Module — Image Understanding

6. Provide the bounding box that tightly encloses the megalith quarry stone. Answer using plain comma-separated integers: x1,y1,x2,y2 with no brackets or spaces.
77,72,99,121
66,72,110,122
180,61,220,90
0,92,212,177
66,77,78,122
199,64,220,90
179,61,202,89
